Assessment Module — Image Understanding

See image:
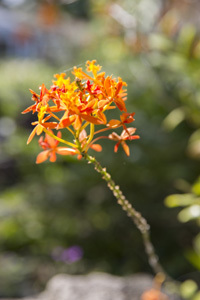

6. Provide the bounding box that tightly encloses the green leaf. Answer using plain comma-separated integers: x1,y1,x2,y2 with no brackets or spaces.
178,205,200,222
180,280,198,299
192,177,200,196
165,194,200,208
162,108,185,131
185,249,200,270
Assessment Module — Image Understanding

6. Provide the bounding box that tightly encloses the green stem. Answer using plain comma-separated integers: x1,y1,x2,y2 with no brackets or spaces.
43,127,77,148
84,153,166,276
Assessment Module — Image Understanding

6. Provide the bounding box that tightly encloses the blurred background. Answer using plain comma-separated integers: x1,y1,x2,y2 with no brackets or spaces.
0,0,200,297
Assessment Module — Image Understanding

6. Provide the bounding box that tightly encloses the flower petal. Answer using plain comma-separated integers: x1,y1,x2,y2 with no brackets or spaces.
79,113,103,125
121,141,130,156
107,119,121,128
45,130,57,148
36,124,44,135
56,147,77,155
98,99,110,109
120,112,135,123
121,127,136,138
74,115,82,130
21,104,36,114
108,132,120,141
115,81,123,96
115,97,127,111
114,141,120,153
104,76,111,96
36,150,50,164
49,151,57,162
58,114,75,128
128,135,140,140
40,83,49,101
27,126,37,144
97,111,107,124
90,144,102,152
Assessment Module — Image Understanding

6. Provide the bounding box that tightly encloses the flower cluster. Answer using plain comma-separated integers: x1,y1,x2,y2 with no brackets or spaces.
22,60,140,163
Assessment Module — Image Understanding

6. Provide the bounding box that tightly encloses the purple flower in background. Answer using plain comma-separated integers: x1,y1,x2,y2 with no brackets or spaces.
51,245,83,263
61,245,83,263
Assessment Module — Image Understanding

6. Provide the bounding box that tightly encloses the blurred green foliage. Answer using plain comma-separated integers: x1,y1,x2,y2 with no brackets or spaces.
0,0,200,297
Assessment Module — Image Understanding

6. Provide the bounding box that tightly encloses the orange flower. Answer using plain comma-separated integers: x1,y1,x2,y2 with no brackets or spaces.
141,273,169,300
22,84,50,115
36,131,76,164
86,60,102,78
21,89,40,114
108,127,140,156
141,288,169,300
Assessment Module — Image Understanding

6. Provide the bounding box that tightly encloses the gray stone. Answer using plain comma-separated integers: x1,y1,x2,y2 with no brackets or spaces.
1,272,179,300
38,273,153,300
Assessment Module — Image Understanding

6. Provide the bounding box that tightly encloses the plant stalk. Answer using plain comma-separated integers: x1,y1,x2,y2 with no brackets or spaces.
84,153,166,277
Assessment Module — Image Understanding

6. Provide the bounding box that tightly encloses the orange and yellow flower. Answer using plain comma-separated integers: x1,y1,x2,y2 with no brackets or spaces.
23,60,140,163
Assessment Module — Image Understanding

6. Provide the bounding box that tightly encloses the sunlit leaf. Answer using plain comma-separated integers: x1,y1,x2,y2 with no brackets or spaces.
180,280,198,299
